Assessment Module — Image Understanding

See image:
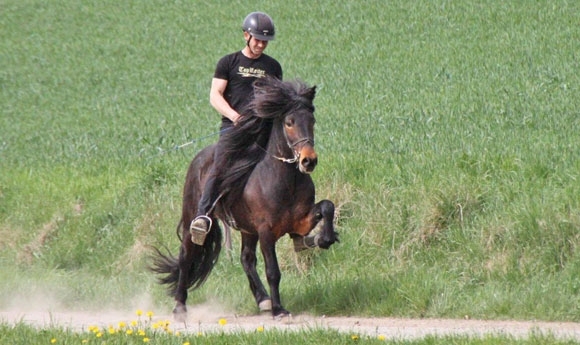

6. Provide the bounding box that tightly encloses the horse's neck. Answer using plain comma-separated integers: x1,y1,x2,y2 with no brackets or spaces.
260,125,299,179
247,123,314,208
265,125,292,161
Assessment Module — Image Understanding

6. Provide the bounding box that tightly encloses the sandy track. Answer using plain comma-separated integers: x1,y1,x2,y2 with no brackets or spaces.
2,306,580,340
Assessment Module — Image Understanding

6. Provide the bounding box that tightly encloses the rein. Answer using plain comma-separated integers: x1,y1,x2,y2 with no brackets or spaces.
146,128,231,158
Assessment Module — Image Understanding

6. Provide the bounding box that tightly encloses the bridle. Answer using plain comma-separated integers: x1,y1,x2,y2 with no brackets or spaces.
272,105,316,164
273,136,315,164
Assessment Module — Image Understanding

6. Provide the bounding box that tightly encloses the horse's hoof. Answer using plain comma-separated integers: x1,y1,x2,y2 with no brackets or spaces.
258,298,272,312
272,308,291,320
317,232,340,249
174,312,187,323
173,304,188,322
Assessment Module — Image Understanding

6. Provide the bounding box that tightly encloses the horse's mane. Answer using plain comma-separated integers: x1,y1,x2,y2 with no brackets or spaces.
216,76,316,207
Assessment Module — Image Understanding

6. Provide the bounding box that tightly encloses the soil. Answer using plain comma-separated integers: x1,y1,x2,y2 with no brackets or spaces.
2,305,580,340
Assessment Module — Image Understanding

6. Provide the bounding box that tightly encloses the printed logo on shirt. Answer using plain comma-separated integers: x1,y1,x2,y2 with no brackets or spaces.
238,66,266,78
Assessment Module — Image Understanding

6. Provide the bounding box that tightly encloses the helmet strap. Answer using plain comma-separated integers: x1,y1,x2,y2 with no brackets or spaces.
245,35,259,57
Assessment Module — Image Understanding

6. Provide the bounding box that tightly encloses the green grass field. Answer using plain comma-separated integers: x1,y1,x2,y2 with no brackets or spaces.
2,0,580,336
3,322,577,345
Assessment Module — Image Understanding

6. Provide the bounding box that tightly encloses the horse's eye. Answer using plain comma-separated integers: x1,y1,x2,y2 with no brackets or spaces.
285,117,295,127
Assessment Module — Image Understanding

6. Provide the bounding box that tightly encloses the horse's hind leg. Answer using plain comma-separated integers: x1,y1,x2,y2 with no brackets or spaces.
240,233,272,312
173,231,201,322
172,243,190,321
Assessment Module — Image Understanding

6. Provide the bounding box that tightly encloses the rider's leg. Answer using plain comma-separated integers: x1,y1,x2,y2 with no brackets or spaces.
190,135,226,239
190,170,218,233
190,125,231,243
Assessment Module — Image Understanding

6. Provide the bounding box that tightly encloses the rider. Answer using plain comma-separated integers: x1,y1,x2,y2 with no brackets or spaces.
190,12,283,242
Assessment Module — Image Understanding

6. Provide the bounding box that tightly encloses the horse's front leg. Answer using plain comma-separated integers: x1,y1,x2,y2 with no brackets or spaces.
294,200,339,251
259,231,289,318
315,200,339,249
240,233,272,312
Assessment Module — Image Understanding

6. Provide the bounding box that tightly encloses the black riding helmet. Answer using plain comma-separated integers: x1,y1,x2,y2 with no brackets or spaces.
242,12,275,41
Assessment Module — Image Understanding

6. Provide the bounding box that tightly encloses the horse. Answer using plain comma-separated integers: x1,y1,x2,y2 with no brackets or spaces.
150,76,339,320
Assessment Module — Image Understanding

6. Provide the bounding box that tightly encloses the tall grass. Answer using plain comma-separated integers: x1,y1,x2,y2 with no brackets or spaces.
1,0,579,322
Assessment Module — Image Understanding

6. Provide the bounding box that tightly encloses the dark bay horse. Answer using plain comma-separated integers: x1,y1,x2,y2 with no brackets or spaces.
151,77,339,319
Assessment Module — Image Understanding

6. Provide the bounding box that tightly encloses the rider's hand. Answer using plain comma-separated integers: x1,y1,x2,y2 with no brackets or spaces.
232,113,242,125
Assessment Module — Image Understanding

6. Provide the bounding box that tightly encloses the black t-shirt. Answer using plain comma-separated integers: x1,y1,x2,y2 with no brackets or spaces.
214,51,283,127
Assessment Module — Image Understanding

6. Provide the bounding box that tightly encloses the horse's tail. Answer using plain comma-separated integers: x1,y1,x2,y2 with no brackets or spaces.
149,219,222,297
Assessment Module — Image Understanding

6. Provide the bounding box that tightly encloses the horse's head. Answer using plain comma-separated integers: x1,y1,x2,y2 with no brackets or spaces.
281,98,317,174
252,77,318,174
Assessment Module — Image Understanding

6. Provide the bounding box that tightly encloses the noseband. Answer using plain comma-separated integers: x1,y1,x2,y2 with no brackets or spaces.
274,137,315,164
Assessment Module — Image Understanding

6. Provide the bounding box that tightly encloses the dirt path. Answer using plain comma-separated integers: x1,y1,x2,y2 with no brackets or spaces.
2,306,580,340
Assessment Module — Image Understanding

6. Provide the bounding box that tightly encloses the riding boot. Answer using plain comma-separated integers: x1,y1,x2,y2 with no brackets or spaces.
190,174,218,245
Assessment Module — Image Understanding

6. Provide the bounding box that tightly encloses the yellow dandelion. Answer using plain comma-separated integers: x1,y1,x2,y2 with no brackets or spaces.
152,322,160,330
351,334,359,341
136,309,143,317
131,320,138,327
175,331,181,336
146,311,154,319
108,326,116,334
196,331,204,337
138,329,146,336
256,326,264,332
143,337,150,343
126,329,134,335
218,318,227,326
118,321,126,329
50,338,57,344
88,325,99,333
377,334,386,340
96,332,103,338
183,342,191,345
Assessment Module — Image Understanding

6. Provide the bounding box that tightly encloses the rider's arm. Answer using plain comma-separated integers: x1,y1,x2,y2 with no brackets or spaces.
210,78,241,124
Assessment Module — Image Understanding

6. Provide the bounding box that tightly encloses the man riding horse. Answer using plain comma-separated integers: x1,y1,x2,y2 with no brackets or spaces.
190,12,282,241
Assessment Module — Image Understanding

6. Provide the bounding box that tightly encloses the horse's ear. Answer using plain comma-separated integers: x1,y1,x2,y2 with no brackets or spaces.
305,85,317,101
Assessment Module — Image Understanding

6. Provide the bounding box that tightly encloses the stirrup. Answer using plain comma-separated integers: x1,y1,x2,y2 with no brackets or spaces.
190,215,213,245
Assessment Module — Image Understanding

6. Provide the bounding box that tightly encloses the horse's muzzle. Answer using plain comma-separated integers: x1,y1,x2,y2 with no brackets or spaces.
300,155,318,173
298,146,317,174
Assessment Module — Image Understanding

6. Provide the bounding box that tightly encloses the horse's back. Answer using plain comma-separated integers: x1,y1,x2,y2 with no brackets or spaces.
186,144,215,186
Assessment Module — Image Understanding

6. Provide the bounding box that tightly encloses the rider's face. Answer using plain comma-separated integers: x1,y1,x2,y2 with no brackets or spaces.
244,32,269,58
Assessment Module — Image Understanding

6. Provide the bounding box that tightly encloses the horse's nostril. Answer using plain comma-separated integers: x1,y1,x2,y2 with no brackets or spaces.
302,156,318,168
